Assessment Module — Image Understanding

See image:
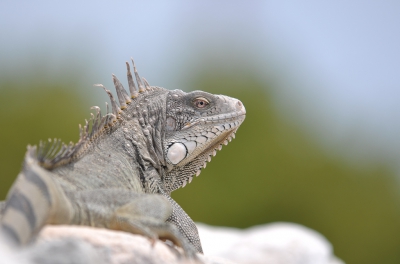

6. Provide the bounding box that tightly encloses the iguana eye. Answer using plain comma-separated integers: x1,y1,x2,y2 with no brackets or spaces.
193,97,209,108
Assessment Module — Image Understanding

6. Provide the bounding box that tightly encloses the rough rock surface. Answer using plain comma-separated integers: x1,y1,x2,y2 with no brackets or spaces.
198,222,345,264
0,223,344,264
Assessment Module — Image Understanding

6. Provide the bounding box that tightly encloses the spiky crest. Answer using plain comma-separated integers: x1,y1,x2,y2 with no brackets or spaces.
126,62,138,98
35,60,156,169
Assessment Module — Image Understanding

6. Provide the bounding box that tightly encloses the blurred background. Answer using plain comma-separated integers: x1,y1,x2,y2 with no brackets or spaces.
0,1,399,263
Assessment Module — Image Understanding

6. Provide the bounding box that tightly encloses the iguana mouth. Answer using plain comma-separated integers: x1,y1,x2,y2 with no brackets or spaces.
182,111,246,130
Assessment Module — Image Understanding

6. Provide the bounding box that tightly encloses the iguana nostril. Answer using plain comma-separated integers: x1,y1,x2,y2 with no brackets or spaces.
236,100,244,111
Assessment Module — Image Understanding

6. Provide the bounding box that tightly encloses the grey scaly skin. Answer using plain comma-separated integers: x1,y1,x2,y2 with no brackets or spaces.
0,60,246,257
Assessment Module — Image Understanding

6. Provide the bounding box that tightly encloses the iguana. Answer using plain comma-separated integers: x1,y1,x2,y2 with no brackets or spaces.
0,60,246,257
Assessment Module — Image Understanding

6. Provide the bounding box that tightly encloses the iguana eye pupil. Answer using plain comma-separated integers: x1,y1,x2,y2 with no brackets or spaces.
193,98,209,108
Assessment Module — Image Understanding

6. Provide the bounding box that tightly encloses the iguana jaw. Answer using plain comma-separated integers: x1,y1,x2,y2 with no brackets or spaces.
169,116,245,168
162,116,244,192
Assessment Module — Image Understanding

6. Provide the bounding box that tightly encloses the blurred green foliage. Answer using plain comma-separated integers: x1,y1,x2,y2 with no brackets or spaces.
0,66,399,264
0,78,87,198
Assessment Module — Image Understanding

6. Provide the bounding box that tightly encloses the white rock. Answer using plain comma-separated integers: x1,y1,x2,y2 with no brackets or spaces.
0,236,30,264
197,222,345,264
0,225,232,264
0,222,344,264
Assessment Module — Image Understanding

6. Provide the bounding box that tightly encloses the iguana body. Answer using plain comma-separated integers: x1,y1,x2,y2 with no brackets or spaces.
0,60,246,256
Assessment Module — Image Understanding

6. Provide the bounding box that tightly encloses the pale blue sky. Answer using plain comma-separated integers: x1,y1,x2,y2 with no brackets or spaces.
1,1,399,173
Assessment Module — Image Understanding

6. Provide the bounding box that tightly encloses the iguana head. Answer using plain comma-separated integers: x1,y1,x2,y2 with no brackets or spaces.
162,89,245,192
